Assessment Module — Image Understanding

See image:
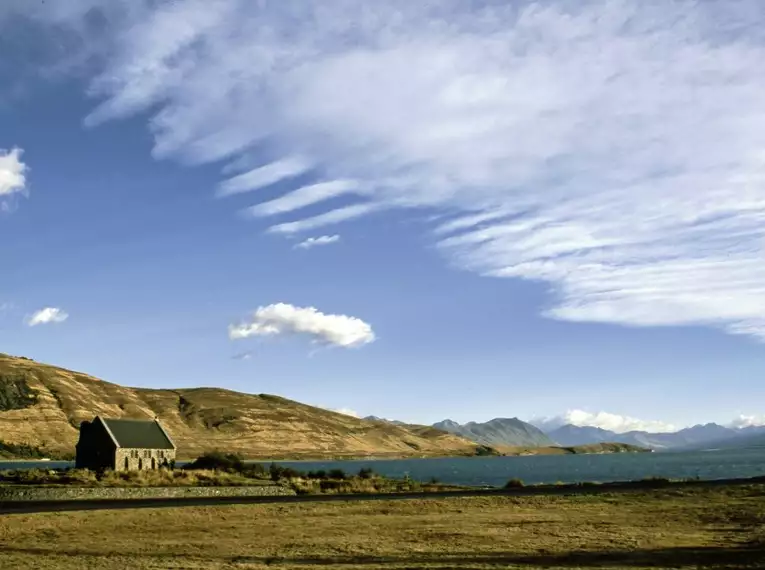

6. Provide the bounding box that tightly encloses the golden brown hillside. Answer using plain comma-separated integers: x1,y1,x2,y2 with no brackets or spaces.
0,353,484,460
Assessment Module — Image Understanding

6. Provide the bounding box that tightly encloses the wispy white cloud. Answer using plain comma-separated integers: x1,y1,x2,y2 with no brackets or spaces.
13,0,765,339
231,350,253,360
217,157,310,197
25,307,69,327
267,203,379,235
0,147,27,198
532,409,677,434
294,234,341,250
229,302,375,348
246,180,359,218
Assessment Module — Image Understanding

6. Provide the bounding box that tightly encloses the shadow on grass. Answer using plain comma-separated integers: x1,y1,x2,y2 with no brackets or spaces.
1,543,764,568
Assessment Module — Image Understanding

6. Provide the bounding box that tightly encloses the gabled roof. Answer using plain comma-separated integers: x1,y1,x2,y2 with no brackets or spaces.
96,417,176,450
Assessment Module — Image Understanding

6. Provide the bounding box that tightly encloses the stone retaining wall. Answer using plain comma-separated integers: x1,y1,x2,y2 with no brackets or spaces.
0,484,295,502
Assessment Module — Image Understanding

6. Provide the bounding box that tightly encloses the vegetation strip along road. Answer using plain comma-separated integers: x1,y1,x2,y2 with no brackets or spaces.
2,474,763,515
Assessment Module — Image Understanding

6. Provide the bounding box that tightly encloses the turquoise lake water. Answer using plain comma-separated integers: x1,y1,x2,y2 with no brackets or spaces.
2,447,763,487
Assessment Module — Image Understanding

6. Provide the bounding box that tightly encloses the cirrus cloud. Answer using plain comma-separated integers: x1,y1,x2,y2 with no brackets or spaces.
229,302,375,348
11,0,765,340
294,234,341,250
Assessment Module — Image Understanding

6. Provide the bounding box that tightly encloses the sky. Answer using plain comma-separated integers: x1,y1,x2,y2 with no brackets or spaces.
2,0,765,433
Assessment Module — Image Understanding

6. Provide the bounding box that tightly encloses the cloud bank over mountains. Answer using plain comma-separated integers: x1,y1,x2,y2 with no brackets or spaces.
531,409,765,433
531,409,677,434
7,0,765,341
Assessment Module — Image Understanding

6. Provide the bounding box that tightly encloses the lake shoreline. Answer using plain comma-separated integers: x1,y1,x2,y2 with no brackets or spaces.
2,447,764,488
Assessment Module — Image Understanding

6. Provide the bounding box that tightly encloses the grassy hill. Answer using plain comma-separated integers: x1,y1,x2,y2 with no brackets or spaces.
0,353,485,460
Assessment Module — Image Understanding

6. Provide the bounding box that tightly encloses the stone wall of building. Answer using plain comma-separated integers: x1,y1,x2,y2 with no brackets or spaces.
0,483,294,502
115,447,176,472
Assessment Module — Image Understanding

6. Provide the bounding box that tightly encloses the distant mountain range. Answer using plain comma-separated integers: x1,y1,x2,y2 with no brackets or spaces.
431,418,555,448
546,422,765,451
363,413,765,451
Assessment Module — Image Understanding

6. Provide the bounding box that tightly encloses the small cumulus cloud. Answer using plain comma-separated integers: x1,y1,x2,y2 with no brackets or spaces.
532,409,676,434
0,147,27,198
229,302,375,348
294,234,340,250
25,307,69,327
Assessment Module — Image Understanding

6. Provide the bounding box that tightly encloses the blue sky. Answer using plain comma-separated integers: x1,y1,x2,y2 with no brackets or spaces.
2,0,765,432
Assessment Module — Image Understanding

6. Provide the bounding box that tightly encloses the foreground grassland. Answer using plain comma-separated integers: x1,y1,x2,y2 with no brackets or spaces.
1,484,763,569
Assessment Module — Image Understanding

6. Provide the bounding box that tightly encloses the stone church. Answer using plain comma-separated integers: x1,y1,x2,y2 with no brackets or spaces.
75,416,177,472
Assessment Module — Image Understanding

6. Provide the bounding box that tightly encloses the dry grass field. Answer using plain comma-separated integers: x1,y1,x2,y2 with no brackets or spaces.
1,483,763,569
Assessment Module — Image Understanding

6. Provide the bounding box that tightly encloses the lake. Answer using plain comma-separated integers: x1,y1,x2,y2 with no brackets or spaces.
1,447,763,487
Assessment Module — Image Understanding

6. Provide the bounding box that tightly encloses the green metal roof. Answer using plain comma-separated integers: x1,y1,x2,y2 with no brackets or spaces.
100,418,175,450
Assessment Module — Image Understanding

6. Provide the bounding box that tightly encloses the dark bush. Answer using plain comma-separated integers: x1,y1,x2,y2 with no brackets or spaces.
328,468,346,480
244,463,269,479
269,463,303,481
504,478,525,488
358,467,374,479
639,476,671,486
307,470,328,479
185,451,245,473
474,445,499,456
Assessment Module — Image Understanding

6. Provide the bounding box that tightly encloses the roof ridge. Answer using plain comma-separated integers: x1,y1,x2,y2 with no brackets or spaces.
96,416,120,448
153,418,177,450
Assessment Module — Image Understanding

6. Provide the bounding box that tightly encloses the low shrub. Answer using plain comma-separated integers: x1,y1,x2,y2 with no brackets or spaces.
639,476,672,485
185,451,245,473
268,463,302,481
357,467,374,479
328,468,347,480
504,478,525,489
